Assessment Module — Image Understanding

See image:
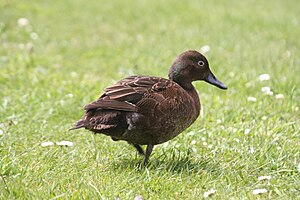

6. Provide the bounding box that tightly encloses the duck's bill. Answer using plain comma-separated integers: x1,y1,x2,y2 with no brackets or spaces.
205,72,227,89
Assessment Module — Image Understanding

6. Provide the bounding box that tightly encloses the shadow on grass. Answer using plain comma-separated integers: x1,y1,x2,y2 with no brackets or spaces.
110,148,221,175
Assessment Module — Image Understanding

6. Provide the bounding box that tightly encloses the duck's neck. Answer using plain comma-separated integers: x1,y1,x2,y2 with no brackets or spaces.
185,84,200,116
171,78,201,116
175,80,194,90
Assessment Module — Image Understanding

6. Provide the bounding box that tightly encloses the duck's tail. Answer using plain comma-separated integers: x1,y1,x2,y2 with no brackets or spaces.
69,119,85,130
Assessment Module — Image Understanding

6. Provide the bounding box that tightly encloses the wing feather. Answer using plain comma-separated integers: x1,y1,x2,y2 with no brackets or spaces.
84,76,170,112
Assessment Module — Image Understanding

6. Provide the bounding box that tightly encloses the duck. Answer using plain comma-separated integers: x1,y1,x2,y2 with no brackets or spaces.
70,50,227,165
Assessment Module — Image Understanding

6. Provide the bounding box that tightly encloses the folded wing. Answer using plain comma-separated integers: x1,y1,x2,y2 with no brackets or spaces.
84,75,169,112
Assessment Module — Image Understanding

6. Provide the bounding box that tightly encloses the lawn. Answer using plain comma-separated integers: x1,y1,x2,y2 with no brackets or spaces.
0,0,299,199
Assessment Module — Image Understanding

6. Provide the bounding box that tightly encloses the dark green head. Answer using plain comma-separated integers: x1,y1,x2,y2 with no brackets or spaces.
168,50,227,90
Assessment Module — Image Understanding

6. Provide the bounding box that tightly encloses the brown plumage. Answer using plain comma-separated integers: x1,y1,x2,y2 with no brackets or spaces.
70,50,227,164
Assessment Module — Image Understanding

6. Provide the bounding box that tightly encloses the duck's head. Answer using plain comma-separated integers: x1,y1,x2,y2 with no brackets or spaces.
169,50,227,90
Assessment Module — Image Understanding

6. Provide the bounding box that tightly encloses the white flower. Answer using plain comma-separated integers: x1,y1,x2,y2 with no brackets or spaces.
277,146,282,150
297,163,300,172
266,91,273,96
70,71,78,77
261,86,271,93
244,128,251,135
275,94,284,99
30,32,39,40
17,18,29,27
66,93,74,98
0,129,3,135
259,74,270,81
134,195,142,200
262,116,267,121
249,147,255,154
204,189,216,198
41,141,54,147
228,127,238,133
253,188,268,195
200,45,210,54
261,87,273,96
247,96,257,102
234,138,240,143
258,175,271,181
245,82,253,88
191,140,196,145
56,141,74,147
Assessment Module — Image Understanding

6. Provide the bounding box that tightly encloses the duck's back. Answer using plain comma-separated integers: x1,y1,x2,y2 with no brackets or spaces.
73,75,200,145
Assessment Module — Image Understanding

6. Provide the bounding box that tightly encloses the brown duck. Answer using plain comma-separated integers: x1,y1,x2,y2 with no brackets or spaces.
70,50,227,164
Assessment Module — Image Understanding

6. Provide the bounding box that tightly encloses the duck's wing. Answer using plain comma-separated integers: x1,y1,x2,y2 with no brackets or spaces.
136,81,189,115
84,76,169,112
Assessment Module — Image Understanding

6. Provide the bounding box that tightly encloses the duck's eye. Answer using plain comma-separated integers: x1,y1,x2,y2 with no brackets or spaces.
198,60,205,67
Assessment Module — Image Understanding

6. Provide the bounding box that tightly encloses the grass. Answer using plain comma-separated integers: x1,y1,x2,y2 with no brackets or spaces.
0,0,299,199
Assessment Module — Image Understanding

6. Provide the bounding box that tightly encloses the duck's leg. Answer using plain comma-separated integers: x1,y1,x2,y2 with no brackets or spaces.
144,144,154,165
132,144,144,155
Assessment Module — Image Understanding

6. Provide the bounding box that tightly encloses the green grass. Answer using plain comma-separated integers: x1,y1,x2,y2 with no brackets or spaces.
1,0,299,199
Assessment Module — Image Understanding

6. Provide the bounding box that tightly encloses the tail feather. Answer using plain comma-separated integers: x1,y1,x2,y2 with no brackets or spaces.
69,119,85,131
